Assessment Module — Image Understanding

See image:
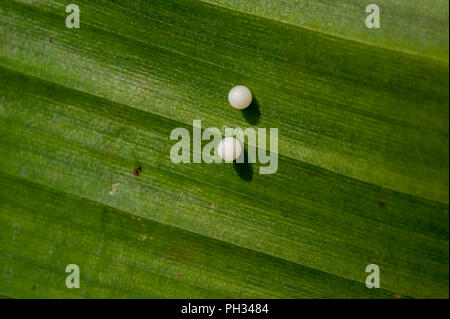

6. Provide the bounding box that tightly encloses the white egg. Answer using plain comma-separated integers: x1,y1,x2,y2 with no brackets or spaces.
228,85,252,110
218,137,243,161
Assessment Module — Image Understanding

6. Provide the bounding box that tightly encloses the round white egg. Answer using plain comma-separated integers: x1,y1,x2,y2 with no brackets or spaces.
228,85,252,110
218,137,243,161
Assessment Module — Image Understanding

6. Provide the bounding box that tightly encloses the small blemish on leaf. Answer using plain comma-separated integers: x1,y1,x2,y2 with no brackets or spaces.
379,201,387,209
109,183,119,195
133,166,142,176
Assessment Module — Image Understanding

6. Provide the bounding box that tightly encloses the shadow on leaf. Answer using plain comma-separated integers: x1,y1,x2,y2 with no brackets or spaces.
233,148,253,182
242,97,260,125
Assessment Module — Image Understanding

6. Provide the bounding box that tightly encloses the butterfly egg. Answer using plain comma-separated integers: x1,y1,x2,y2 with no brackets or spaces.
218,137,243,161
228,85,252,110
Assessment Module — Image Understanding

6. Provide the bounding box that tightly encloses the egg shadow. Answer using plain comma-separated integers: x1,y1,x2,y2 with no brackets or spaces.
233,148,253,182
242,97,260,125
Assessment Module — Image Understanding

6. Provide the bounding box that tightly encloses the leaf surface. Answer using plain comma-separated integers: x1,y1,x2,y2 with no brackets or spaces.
0,0,448,298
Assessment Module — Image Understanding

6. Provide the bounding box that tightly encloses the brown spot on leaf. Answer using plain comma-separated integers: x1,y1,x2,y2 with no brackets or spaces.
167,32,174,38
133,166,142,176
49,38,54,43
167,247,184,262
378,201,387,209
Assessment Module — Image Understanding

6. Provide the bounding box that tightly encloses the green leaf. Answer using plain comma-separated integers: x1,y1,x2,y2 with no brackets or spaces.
200,0,450,61
0,0,448,298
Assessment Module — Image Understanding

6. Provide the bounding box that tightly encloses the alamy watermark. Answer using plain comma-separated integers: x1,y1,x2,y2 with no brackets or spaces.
365,264,380,288
65,4,80,29
65,4,381,30
65,264,80,288
366,4,381,29
170,120,279,175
